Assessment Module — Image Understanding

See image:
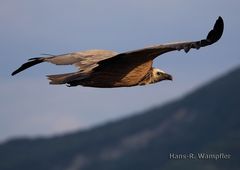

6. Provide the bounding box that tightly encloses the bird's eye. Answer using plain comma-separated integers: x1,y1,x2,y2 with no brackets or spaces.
157,72,161,75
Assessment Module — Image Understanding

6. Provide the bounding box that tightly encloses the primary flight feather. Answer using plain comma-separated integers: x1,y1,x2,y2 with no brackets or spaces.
12,17,224,88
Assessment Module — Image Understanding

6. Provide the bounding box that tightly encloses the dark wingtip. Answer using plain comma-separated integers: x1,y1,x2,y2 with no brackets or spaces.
11,66,25,76
11,71,17,76
206,16,224,44
11,58,44,76
11,68,22,76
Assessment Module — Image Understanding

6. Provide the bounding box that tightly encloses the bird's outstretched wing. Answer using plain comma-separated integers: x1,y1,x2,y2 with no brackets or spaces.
97,16,224,66
12,17,223,77
11,50,117,76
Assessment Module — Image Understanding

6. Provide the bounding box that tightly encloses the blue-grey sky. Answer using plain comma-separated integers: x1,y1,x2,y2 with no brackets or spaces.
0,0,239,142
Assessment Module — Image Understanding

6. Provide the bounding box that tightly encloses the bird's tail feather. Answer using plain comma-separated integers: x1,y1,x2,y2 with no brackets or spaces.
11,57,45,76
47,72,88,85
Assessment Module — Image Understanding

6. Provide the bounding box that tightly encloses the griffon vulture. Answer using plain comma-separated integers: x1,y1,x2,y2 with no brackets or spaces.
12,17,224,88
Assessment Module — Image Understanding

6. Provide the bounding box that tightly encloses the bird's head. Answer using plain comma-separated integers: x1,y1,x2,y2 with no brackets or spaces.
152,68,173,83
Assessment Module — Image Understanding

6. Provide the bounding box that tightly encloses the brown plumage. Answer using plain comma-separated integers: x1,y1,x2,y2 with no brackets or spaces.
12,17,224,88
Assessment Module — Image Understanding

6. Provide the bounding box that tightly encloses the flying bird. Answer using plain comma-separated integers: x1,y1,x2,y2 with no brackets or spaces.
12,17,224,88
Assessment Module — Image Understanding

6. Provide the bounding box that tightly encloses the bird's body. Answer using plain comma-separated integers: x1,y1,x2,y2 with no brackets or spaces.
71,56,153,87
12,17,224,88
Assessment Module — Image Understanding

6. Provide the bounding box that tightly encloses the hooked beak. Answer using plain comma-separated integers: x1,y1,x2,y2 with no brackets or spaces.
164,73,173,81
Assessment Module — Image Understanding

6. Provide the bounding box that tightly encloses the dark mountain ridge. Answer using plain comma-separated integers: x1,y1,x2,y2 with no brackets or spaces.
1,66,240,170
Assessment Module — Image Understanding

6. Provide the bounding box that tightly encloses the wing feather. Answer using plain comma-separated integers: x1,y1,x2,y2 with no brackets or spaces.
46,50,117,70
12,17,223,80
12,50,117,75
97,16,224,67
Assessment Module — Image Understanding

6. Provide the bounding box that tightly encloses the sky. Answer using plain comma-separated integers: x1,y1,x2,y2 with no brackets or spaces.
0,0,240,142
